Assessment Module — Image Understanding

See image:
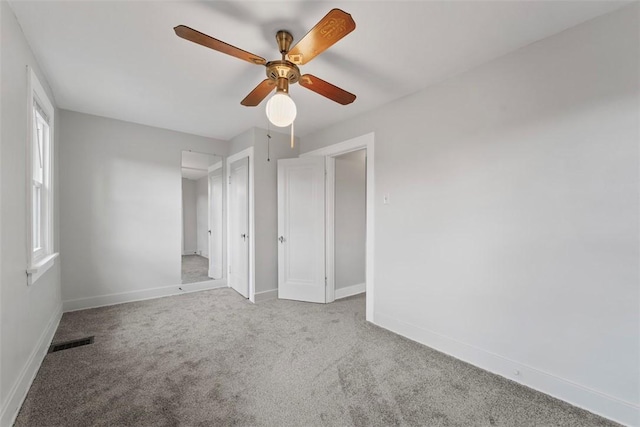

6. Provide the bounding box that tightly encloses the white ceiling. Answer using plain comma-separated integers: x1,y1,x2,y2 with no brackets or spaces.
10,1,627,140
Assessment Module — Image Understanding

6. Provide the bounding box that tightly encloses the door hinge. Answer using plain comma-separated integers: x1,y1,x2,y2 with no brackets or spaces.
325,277,327,287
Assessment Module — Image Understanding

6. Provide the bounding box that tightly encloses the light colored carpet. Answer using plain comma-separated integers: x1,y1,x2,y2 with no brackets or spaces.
181,254,210,284
16,289,616,426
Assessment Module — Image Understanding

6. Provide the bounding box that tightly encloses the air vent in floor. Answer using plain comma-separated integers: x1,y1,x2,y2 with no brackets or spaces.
48,336,94,353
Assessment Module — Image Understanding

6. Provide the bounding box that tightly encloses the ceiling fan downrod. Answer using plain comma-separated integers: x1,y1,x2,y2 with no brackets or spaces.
275,30,293,58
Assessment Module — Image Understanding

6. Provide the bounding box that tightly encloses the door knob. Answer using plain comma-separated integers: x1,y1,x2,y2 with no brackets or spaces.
241,233,247,241
278,236,285,243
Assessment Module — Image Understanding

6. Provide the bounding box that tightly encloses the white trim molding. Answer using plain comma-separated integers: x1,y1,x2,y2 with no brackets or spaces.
63,280,227,312
0,304,62,427
374,312,640,427
27,252,58,285
335,283,366,300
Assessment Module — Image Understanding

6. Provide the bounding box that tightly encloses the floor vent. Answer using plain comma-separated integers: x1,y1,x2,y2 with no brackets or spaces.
48,336,94,353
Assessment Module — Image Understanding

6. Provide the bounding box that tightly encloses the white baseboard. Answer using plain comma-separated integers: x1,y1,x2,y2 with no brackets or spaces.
254,289,278,303
374,312,639,427
0,304,62,427
63,279,227,312
335,282,366,300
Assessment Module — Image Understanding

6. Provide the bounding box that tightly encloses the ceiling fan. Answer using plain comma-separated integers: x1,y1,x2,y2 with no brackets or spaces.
174,9,356,128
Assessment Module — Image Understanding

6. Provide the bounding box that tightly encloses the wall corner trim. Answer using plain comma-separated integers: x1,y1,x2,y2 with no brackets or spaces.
0,304,63,427
254,289,278,303
373,312,640,427
335,283,366,300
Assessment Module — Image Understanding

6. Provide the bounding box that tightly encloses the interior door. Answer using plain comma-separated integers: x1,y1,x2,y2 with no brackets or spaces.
277,156,326,303
209,168,223,279
229,157,249,298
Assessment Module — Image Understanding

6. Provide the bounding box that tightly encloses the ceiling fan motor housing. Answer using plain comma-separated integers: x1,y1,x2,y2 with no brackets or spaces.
266,60,300,88
266,30,300,93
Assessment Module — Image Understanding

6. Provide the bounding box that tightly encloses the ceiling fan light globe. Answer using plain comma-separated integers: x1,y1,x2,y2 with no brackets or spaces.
266,93,297,127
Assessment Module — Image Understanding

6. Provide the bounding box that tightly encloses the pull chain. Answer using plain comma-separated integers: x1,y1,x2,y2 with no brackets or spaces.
290,120,294,149
267,119,271,162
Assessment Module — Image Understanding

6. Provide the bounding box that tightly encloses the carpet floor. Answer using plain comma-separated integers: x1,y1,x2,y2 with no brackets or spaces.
181,255,210,284
16,289,615,427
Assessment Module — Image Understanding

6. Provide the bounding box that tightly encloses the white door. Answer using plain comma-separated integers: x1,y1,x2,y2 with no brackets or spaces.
229,158,249,298
209,168,223,279
277,157,326,303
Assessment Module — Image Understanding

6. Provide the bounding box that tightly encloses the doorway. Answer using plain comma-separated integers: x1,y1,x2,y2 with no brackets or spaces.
181,151,223,285
278,133,375,321
333,149,367,299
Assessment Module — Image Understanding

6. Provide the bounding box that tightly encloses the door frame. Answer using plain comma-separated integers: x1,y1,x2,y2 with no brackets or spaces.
208,161,224,279
301,133,375,322
226,147,256,302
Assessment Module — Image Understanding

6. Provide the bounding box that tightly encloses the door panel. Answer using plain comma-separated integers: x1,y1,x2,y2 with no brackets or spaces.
209,169,223,279
229,158,249,298
277,157,325,303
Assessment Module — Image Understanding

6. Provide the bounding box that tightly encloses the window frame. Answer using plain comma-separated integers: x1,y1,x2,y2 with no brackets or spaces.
26,67,57,285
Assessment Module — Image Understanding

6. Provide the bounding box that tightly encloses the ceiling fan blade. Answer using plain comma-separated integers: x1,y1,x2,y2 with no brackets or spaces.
241,79,276,106
299,74,356,105
286,9,355,65
174,25,266,66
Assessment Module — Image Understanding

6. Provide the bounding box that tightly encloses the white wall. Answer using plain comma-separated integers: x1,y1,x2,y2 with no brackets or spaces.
300,6,639,426
0,2,62,424
59,110,227,309
335,150,366,290
196,175,208,257
181,178,197,255
228,127,299,297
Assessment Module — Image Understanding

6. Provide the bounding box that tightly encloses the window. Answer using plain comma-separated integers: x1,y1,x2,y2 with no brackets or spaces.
26,67,57,284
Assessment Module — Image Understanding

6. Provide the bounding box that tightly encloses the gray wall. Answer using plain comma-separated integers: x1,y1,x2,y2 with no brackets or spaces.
335,150,366,290
300,5,638,423
59,110,227,306
0,1,62,422
228,127,299,296
181,178,197,254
